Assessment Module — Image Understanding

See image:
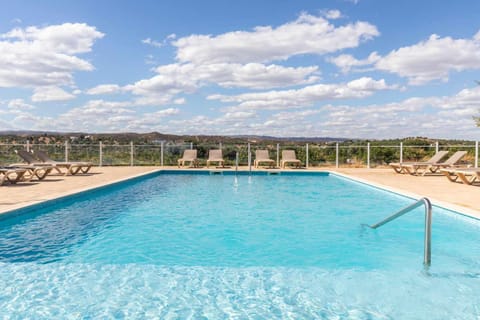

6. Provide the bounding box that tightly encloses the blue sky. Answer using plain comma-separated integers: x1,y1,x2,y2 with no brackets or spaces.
1,0,480,139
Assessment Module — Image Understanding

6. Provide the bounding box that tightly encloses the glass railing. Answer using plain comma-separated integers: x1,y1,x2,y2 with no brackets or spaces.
1,141,478,168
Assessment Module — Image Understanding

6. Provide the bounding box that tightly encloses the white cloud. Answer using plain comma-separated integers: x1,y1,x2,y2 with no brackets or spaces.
31,86,76,102
328,52,380,73
323,10,342,20
332,31,480,85
123,62,320,105
0,23,104,89
173,13,379,64
209,77,396,111
156,62,319,89
3,85,479,138
7,98,35,110
375,33,480,84
142,38,163,48
86,84,122,95
173,98,186,105
56,102,180,132
119,13,380,106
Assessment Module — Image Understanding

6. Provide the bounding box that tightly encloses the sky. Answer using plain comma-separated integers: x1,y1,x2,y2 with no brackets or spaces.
0,0,480,139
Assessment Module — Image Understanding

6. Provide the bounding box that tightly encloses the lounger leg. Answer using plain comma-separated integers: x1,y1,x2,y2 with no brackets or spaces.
442,171,459,183
80,166,92,174
392,166,404,174
457,173,476,185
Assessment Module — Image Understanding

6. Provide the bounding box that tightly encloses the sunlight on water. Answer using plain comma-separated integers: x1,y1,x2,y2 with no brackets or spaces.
0,172,480,318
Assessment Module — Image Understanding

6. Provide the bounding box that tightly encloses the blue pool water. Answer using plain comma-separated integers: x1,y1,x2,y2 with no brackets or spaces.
0,171,480,318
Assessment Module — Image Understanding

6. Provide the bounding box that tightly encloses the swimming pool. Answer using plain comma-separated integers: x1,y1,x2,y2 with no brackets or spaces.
0,171,479,318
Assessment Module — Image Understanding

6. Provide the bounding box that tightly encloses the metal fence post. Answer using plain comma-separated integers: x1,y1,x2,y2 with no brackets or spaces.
276,143,280,167
26,139,30,152
367,142,371,169
161,141,164,167
247,143,251,168
306,143,309,169
435,141,439,153
130,141,134,166
475,141,479,168
99,141,103,167
65,140,69,162
400,142,403,163
336,143,339,168
190,142,193,149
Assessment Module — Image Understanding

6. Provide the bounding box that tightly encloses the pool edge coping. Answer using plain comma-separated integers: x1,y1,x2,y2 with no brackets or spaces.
0,168,164,216
327,170,480,220
1,167,479,221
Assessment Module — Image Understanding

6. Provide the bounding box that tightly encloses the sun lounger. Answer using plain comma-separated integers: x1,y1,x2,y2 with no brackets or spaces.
32,150,93,175
0,167,28,185
4,164,53,181
206,149,224,168
280,150,301,168
178,149,199,168
254,150,275,168
15,150,46,166
400,151,467,176
440,167,480,185
389,151,448,174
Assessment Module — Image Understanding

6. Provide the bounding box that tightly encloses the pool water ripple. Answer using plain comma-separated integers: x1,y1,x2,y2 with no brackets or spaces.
0,172,479,318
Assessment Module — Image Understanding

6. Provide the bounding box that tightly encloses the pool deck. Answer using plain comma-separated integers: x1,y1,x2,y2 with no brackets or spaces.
1,166,479,218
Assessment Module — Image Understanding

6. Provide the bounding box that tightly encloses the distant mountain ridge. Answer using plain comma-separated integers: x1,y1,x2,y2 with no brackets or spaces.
0,130,347,143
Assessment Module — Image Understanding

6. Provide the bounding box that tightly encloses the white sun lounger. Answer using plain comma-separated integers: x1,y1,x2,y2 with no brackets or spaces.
32,150,93,175
400,151,467,176
178,149,199,168
280,150,301,168
206,149,224,168
254,150,275,168
440,167,480,185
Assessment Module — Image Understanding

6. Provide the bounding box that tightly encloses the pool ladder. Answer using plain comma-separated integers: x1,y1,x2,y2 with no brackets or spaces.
366,197,432,266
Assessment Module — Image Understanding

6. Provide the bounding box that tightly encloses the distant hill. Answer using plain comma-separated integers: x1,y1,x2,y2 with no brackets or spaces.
0,130,475,145
0,130,347,144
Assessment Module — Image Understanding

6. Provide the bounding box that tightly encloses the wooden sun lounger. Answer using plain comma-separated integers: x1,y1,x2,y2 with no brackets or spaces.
440,167,480,185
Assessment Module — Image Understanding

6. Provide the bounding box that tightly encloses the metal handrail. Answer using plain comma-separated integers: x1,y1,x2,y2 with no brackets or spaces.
366,197,432,266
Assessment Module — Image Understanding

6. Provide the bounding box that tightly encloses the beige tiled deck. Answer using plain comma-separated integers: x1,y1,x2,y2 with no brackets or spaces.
331,168,480,218
0,166,160,214
1,166,479,218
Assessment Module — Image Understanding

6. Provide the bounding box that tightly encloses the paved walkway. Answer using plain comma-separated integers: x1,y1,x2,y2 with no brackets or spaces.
1,166,479,218
332,168,480,218
0,166,160,214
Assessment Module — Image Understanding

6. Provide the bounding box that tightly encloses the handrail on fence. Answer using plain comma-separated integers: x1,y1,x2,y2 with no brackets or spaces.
0,141,478,167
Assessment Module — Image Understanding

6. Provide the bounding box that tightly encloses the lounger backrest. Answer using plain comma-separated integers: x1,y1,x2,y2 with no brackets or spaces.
183,149,197,159
15,150,38,164
208,149,223,160
427,151,449,163
443,151,467,165
282,150,297,160
255,150,270,160
32,150,53,162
